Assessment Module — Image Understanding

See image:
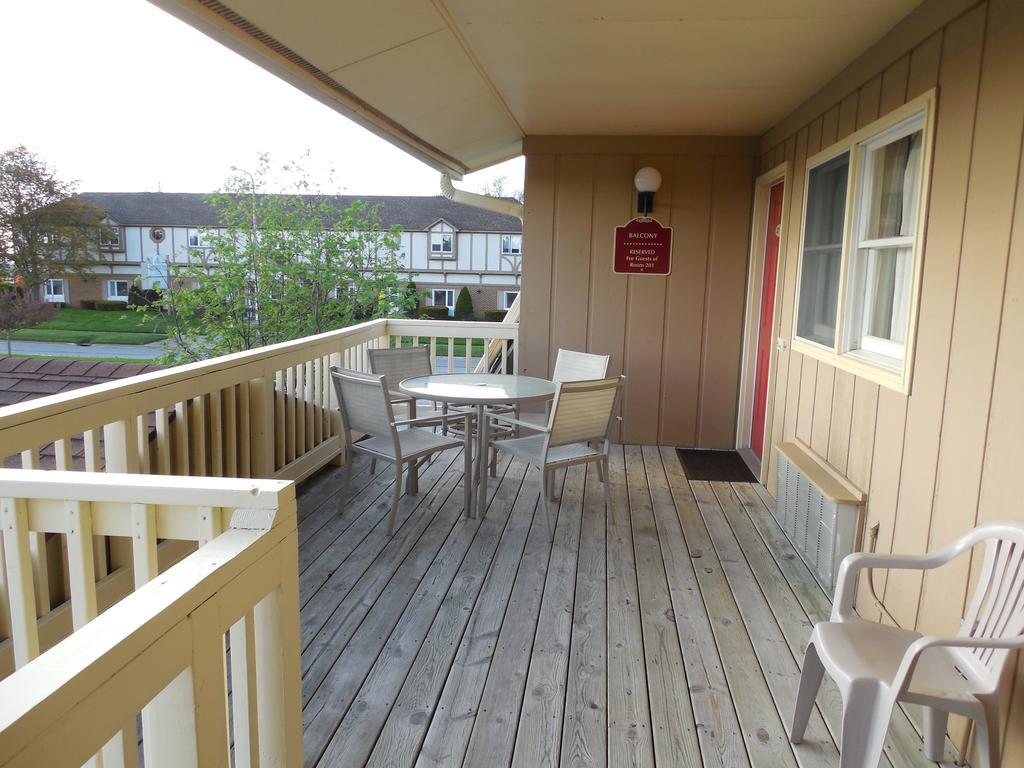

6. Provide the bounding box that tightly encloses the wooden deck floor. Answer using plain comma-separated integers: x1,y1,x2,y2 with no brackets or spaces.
295,445,956,768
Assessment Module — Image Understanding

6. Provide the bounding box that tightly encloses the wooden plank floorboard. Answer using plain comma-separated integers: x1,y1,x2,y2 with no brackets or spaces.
642,446,746,767
295,447,946,768
414,469,549,768
299,451,459,604
624,445,702,767
659,447,799,768
298,458,392,567
298,455,382,543
317,455,531,768
510,464,586,768
691,479,839,768
558,464,607,768
605,446,655,767
364,456,532,768
300,451,464,669
302,453,507,709
459,468,570,768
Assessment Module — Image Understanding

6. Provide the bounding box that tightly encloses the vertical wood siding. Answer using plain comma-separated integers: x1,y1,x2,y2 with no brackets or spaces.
760,1,1024,760
520,139,756,447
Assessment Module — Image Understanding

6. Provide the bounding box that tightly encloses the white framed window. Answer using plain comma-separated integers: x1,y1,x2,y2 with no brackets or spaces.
187,229,212,248
429,222,455,256
499,290,519,310
432,288,455,316
792,91,935,392
43,278,65,302
843,114,924,368
99,225,122,249
795,151,849,348
500,234,522,255
106,280,130,300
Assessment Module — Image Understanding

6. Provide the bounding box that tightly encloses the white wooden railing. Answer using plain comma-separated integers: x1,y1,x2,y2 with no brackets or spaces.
0,317,516,766
0,470,300,767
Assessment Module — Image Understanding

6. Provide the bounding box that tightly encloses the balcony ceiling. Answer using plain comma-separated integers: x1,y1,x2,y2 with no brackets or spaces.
153,0,922,175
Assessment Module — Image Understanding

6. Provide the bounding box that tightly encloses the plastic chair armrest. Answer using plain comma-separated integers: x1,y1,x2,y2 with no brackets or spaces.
892,634,1024,694
832,550,961,620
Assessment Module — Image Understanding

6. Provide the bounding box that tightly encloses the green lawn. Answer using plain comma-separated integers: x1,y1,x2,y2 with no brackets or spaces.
395,337,486,356
13,307,169,345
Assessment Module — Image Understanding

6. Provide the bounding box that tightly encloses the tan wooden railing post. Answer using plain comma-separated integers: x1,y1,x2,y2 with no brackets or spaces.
254,529,302,767
103,418,140,474
249,375,276,478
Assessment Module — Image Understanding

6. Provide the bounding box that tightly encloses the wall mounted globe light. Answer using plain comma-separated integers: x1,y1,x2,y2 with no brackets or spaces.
634,166,662,216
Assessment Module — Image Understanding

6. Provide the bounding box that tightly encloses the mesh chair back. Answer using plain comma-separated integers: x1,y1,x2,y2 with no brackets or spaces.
551,349,611,383
368,346,433,385
330,367,395,440
547,376,623,447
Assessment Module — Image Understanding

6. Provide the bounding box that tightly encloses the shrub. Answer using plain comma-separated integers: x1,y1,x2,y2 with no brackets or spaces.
94,299,128,311
79,299,96,310
419,305,450,320
403,281,421,318
128,286,162,307
484,309,508,322
454,286,474,320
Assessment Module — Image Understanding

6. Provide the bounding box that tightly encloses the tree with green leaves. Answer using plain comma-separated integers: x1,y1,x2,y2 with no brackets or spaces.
0,145,105,297
0,279,57,356
158,154,415,362
455,286,474,320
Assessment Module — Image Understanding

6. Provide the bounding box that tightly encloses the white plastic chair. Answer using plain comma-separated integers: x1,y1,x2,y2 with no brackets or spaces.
791,521,1024,768
489,376,623,540
330,367,471,535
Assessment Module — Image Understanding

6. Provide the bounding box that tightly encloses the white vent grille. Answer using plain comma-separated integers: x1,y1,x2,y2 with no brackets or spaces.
775,443,864,595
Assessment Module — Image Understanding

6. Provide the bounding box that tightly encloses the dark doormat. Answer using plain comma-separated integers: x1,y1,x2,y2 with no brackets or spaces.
676,449,756,482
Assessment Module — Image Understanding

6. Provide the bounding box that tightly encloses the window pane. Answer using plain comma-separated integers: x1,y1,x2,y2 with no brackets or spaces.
796,152,849,346
862,130,922,240
851,245,911,348
796,248,842,346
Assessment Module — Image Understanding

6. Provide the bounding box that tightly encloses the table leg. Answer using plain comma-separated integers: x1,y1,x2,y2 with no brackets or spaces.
407,399,419,495
476,403,488,517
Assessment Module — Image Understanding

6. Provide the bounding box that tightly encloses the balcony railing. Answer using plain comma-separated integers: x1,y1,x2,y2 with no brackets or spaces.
0,316,517,766
0,469,300,767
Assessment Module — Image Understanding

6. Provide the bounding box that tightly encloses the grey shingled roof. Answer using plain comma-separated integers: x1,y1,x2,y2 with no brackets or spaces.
77,192,521,233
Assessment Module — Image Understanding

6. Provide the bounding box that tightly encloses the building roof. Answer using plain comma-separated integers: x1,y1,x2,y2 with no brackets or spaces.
78,192,521,233
0,357,165,408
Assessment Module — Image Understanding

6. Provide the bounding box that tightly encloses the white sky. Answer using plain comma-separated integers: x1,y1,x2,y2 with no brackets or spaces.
0,0,524,197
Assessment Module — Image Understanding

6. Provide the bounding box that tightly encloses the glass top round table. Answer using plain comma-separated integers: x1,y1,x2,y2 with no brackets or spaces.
398,373,556,405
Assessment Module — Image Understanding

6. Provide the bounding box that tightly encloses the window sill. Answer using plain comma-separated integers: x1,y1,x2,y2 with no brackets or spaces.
791,337,910,394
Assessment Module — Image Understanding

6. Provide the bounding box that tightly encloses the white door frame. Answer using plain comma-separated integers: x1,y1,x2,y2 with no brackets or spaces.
736,162,790,483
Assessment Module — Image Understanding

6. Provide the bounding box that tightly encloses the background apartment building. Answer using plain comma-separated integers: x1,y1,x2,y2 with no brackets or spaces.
46,192,521,316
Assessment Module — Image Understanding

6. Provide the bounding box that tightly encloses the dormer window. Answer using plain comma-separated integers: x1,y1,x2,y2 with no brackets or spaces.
188,229,212,248
429,221,455,256
501,234,522,255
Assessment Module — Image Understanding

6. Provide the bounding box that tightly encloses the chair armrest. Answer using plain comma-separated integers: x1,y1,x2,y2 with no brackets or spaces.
487,412,549,432
832,550,962,621
389,391,414,403
891,634,1024,695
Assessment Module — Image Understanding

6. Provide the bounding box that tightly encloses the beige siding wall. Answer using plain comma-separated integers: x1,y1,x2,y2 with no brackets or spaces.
519,137,757,446
761,0,1024,759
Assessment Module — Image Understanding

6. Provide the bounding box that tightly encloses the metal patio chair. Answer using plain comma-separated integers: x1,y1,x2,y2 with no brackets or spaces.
330,366,472,535
791,521,1024,768
488,376,623,540
512,348,611,430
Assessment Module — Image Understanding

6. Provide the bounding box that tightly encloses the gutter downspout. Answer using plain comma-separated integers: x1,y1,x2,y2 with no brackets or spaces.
440,173,523,221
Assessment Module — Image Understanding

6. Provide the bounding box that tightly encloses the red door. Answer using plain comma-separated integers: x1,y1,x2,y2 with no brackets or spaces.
751,181,784,459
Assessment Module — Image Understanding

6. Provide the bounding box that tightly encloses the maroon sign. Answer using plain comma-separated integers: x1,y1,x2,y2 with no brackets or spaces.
613,217,673,275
